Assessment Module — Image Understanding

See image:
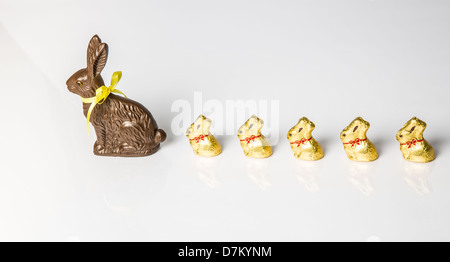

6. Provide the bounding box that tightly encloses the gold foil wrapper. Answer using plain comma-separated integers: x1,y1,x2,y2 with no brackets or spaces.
396,117,435,163
340,117,378,162
287,117,324,161
186,115,222,157
237,115,272,158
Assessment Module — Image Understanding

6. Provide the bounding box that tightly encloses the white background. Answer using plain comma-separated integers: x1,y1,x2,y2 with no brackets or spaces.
1,0,450,241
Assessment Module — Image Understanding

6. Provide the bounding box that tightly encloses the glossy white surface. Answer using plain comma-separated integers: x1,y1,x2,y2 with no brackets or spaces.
1,0,449,241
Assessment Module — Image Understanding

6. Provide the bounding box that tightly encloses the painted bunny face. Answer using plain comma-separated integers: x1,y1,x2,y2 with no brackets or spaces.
186,115,212,139
396,117,426,144
287,117,315,139
340,117,370,143
237,115,264,140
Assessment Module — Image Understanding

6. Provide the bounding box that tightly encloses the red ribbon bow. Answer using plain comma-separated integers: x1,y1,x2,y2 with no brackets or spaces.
401,139,423,148
240,134,262,144
190,134,209,143
290,137,311,147
344,138,366,147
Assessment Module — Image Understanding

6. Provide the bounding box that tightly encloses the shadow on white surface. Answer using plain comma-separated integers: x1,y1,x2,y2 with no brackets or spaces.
372,136,391,158
428,136,448,160
315,135,333,156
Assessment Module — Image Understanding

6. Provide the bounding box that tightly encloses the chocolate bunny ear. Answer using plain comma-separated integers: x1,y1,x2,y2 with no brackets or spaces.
87,35,101,57
87,35,108,78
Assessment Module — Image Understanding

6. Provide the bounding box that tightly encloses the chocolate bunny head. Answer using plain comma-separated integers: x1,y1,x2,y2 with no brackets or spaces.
396,117,427,144
66,35,107,98
186,115,212,140
237,115,264,140
287,117,315,140
340,116,370,143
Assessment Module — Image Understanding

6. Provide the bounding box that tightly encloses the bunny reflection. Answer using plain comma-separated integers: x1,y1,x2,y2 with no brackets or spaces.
402,161,434,195
244,158,271,190
292,160,320,192
346,161,375,196
194,157,220,188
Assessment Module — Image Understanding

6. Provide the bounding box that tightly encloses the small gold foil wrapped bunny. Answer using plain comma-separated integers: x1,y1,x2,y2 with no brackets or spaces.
237,115,272,158
186,115,222,157
287,117,324,160
396,117,435,163
340,117,378,162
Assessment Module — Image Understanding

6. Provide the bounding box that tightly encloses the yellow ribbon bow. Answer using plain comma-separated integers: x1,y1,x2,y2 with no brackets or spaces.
81,71,127,136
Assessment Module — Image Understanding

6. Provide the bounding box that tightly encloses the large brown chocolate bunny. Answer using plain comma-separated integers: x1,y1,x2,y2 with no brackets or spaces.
66,35,166,157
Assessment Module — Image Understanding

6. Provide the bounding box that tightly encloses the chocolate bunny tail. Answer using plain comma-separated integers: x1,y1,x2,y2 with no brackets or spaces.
155,129,167,144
